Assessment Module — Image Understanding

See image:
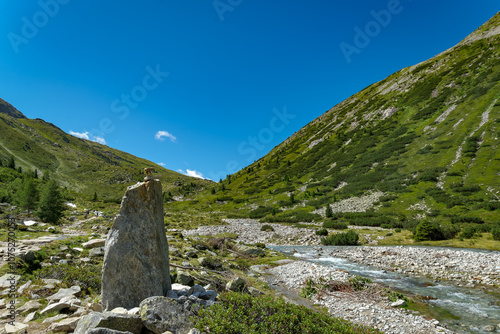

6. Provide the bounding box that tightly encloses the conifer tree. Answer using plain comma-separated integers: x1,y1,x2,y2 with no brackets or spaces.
0,157,3,167
92,192,98,202
38,180,65,224
18,178,39,213
7,155,15,169
325,204,333,218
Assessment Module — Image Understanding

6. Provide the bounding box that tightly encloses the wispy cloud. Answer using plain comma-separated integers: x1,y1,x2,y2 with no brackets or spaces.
69,131,107,145
177,169,205,179
157,162,166,166
155,130,176,142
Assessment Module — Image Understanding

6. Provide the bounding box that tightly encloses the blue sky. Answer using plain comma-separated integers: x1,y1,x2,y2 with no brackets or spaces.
0,1,498,181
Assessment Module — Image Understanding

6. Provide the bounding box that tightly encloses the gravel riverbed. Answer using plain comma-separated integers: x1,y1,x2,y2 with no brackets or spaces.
267,261,453,334
322,246,500,287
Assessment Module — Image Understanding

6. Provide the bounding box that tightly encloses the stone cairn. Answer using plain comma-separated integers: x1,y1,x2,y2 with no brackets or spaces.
74,168,218,334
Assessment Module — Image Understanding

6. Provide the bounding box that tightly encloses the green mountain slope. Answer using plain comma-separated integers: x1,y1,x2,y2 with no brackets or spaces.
0,109,212,199
176,12,500,228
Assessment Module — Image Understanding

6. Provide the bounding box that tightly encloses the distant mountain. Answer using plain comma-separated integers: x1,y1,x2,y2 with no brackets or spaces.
0,105,211,199
0,98,26,119
182,12,500,225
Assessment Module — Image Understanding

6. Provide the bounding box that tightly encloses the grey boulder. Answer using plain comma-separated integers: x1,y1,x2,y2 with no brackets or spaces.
101,180,171,311
74,312,143,334
140,296,214,334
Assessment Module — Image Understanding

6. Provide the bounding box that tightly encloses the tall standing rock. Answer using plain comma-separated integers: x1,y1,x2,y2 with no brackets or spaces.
101,180,171,311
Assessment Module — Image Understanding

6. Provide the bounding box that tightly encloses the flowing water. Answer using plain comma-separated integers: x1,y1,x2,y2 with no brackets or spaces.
270,245,500,333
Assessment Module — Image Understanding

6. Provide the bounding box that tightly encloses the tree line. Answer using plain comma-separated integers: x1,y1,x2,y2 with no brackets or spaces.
0,155,66,224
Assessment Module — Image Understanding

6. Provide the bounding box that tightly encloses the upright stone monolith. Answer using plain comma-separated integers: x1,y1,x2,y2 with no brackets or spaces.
101,179,171,311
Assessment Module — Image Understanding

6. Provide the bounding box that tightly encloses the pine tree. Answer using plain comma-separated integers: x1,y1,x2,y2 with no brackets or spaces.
18,178,39,213
33,169,38,179
7,155,15,169
325,204,333,218
92,192,98,202
0,157,3,167
38,180,65,224
211,188,216,195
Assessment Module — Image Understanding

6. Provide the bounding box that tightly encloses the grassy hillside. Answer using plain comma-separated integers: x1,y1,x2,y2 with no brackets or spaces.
168,13,500,239
0,110,212,200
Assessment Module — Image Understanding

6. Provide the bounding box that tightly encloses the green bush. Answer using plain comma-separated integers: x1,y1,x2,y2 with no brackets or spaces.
459,225,478,239
450,216,484,224
260,224,274,232
249,206,276,219
323,220,348,230
193,292,380,334
413,221,444,241
492,226,500,241
315,228,328,236
321,230,359,246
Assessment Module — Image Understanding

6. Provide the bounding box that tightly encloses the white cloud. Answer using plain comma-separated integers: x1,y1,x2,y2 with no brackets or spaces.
157,162,166,166
69,131,90,140
178,169,205,179
69,131,107,145
93,136,106,145
155,130,176,142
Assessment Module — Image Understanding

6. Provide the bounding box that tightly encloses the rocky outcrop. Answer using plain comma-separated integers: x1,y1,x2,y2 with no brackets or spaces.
139,296,215,334
74,312,144,334
101,180,171,311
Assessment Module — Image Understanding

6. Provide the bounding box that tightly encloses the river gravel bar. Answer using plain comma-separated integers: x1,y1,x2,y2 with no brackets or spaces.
268,261,454,334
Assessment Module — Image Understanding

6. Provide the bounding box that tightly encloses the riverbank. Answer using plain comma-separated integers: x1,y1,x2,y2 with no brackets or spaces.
267,260,453,334
184,219,500,288
322,246,500,287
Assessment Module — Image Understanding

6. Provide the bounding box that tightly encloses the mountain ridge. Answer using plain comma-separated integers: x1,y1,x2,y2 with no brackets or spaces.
0,109,212,199
169,12,500,231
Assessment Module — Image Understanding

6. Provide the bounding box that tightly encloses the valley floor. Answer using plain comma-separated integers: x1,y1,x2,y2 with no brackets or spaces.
184,218,500,333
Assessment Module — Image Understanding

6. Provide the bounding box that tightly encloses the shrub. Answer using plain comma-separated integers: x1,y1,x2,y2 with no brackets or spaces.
450,216,484,224
193,292,380,334
199,257,224,270
323,220,348,230
315,228,328,236
321,230,359,246
459,225,478,239
413,221,444,242
492,226,500,241
249,206,275,219
260,224,275,232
